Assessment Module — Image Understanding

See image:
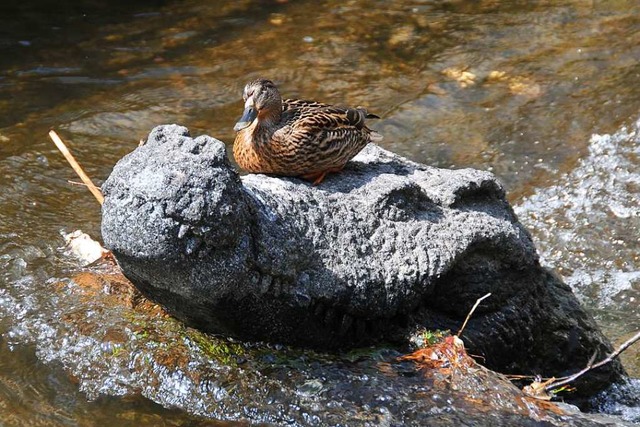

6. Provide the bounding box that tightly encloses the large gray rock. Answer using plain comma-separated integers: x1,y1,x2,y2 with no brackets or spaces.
102,125,623,397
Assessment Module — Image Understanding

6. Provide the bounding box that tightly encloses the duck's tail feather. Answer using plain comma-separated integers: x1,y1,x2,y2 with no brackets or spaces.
355,106,381,120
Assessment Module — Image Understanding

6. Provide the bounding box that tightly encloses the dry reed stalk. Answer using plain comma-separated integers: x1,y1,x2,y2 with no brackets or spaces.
49,130,104,205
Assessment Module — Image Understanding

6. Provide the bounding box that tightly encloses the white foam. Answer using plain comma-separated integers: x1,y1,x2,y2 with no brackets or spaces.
515,119,640,307
594,379,640,423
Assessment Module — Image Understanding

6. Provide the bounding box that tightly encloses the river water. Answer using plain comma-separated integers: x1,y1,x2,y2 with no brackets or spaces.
0,0,639,425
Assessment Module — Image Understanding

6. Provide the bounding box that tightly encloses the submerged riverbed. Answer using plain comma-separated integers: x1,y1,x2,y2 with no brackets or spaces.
0,0,639,425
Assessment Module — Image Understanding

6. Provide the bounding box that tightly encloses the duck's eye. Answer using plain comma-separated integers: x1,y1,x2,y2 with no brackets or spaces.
246,90,254,98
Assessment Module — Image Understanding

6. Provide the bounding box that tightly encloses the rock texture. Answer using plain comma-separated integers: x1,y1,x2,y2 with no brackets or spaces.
102,125,623,397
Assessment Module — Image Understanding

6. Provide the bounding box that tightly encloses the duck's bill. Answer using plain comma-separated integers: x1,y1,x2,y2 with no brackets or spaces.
233,107,257,131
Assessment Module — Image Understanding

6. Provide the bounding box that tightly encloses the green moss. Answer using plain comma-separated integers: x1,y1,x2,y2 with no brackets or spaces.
111,345,124,357
417,329,451,347
189,330,245,365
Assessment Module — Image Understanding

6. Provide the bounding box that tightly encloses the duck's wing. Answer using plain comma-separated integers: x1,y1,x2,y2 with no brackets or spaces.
276,106,377,149
282,98,332,112
295,106,371,130
267,105,382,173
284,99,380,121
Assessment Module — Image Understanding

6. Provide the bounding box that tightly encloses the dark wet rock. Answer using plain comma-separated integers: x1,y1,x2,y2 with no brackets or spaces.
102,125,624,398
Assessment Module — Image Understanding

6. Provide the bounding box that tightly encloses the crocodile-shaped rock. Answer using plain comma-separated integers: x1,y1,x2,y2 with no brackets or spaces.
101,124,623,397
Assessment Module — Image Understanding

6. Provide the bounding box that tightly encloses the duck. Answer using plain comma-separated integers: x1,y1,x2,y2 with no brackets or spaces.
233,78,383,185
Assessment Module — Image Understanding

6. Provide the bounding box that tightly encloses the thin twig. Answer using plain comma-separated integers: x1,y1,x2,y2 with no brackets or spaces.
506,374,543,380
49,130,104,205
457,293,491,338
544,330,640,392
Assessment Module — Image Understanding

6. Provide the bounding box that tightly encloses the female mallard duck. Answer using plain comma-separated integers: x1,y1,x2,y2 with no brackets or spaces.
233,78,383,185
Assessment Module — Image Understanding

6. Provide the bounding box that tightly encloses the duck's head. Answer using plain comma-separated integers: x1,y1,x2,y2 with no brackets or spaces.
233,79,282,131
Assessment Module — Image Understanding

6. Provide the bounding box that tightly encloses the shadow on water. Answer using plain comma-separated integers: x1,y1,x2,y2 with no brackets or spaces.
0,0,639,424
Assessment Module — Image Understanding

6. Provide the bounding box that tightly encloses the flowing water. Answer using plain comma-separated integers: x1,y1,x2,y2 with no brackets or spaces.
0,0,639,425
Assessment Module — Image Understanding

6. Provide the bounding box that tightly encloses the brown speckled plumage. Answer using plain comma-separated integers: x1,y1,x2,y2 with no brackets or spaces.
233,79,382,184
